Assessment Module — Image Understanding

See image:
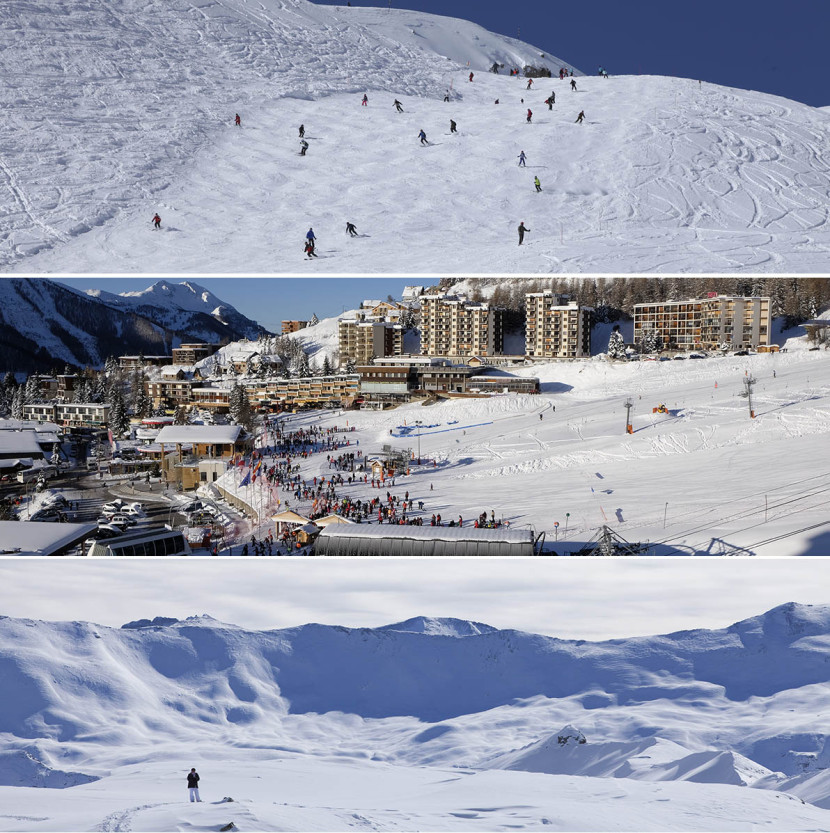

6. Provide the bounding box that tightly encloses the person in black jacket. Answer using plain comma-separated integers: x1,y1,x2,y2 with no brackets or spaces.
187,768,201,802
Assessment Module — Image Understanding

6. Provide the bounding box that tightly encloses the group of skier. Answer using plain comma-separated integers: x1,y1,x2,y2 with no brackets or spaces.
153,64,603,248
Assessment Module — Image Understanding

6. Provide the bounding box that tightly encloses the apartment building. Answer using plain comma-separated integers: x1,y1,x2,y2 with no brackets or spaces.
145,378,196,409
419,294,503,358
171,343,220,365
281,320,309,334
338,319,403,366
118,355,173,370
633,295,772,351
525,292,592,359
22,403,111,429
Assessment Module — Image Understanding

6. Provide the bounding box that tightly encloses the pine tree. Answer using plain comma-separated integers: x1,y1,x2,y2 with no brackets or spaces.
641,328,661,354
606,326,627,360
11,388,24,419
297,353,312,378
109,388,130,437
23,375,42,405
345,358,356,374
310,312,319,326
174,405,188,425
322,354,332,376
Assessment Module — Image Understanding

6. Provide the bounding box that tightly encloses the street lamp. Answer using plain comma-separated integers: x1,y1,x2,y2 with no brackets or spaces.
415,420,422,465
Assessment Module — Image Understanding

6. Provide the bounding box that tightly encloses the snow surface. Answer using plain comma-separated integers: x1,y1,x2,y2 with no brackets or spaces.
1,605,830,830
3,0,830,273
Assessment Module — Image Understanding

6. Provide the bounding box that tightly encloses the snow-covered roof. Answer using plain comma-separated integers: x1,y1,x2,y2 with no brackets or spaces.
0,419,61,434
318,524,532,544
155,425,242,445
0,432,44,456
0,521,97,555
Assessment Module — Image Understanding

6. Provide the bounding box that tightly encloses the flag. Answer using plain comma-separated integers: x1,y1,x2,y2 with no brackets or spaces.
239,469,251,487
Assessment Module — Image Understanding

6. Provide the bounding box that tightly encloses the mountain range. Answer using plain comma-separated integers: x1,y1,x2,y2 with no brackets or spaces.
0,279,266,373
2,602,830,810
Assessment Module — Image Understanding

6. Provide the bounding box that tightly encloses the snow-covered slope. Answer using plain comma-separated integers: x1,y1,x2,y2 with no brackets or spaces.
3,605,830,829
3,0,830,273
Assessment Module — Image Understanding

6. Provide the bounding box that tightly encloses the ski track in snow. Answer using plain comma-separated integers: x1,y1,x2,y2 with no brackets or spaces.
2,0,830,273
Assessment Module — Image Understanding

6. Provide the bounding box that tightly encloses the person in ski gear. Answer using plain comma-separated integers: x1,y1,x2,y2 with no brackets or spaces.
418,129,428,145
450,119,457,133
534,176,541,192
299,124,305,138
361,94,368,106
518,221,530,245
526,109,533,123
518,150,527,167
443,91,450,102
346,222,358,237
494,99,499,104
300,139,309,155
570,78,577,91
234,113,241,127
394,99,403,112
306,228,316,245
187,768,201,802
152,213,161,229
576,110,585,123
469,71,474,82
304,241,318,258
526,78,533,89
545,96,553,110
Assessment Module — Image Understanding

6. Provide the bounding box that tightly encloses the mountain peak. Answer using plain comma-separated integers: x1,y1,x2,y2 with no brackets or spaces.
378,616,499,637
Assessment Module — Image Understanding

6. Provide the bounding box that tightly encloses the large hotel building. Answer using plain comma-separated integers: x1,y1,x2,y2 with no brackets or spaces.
419,294,503,358
525,291,592,359
633,295,772,351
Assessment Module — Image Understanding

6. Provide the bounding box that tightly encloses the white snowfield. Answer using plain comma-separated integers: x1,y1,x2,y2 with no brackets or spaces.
3,0,830,273
218,318,830,555
1,604,830,831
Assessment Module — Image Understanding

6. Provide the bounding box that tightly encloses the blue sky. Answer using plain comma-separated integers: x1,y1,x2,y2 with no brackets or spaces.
1,558,828,640
58,278,438,332
317,0,828,107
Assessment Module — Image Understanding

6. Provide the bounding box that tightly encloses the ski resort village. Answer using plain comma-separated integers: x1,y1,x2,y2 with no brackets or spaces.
1,277,829,556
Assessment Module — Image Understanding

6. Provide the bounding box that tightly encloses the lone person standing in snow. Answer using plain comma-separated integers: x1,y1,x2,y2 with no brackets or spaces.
570,78,577,91
518,150,527,167
187,768,201,802
299,124,305,138
300,139,309,156
526,108,533,123
418,129,428,145
534,176,542,192
518,221,530,245
234,113,241,127
450,119,457,133
576,110,585,123
346,222,358,237
152,213,161,230
394,99,404,113
361,94,368,106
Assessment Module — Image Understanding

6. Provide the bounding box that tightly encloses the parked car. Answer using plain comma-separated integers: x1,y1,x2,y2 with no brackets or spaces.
121,504,145,517
99,516,129,531
91,524,123,539
102,500,125,515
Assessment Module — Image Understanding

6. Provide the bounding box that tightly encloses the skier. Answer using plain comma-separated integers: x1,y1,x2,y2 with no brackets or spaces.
418,129,428,145
234,113,241,127
534,176,542,192
361,94,368,106
518,221,530,245
299,124,305,138
443,90,450,102
187,769,201,803
304,241,318,258
526,78,533,90
469,71,474,82
394,99,404,113
570,78,577,91
517,150,527,167
576,110,585,123
346,222,358,237
450,119,457,133
526,108,533,123
300,139,309,155
306,227,316,247
152,213,161,230
545,96,553,110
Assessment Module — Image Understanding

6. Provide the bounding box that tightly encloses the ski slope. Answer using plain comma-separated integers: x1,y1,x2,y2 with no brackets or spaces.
3,0,830,273
1,607,830,831
218,324,830,555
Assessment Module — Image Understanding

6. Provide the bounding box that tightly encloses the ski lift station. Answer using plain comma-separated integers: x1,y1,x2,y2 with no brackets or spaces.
314,524,541,556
